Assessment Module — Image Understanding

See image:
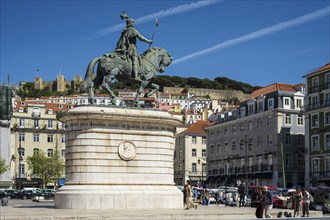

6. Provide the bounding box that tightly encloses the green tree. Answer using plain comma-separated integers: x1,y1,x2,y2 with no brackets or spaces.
27,150,64,189
0,158,9,175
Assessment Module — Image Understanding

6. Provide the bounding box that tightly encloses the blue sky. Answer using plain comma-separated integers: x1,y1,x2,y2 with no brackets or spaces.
1,0,329,87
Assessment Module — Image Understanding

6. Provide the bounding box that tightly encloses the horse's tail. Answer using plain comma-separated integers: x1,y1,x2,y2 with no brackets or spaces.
80,57,102,93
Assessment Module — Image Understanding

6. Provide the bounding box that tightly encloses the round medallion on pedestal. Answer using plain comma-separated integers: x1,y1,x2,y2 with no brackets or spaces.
118,141,136,161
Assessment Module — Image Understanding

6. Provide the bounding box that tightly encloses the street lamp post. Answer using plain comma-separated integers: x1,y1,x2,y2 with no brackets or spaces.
198,157,206,188
17,141,23,190
240,135,252,194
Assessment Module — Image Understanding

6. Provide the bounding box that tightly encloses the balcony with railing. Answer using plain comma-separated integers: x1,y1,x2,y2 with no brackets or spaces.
305,100,330,111
308,82,330,94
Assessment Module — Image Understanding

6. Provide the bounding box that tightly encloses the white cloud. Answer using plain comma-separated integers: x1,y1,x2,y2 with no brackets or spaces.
95,0,223,36
173,6,330,65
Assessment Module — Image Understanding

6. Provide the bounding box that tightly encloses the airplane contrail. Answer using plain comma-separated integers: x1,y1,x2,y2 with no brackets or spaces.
173,6,330,65
95,0,223,36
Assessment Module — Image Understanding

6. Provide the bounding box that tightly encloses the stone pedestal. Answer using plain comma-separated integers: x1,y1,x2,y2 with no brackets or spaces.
54,106,183,209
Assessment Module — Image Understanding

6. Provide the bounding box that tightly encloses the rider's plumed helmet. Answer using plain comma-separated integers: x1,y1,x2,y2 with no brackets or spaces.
126,18,135,27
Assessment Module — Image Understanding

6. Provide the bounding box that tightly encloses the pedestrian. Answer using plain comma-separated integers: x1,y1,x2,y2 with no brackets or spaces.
302,188,311,217
183,184,187,206
255,187,264,218
238,182,246,207
262,186,273,218
185,180,197,209
293,189,303,217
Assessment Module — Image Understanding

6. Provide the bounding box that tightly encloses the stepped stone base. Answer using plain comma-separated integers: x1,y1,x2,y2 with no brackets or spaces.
54,106,183,209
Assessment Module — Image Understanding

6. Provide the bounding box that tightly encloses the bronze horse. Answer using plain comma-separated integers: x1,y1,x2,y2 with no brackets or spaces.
80,47,172,106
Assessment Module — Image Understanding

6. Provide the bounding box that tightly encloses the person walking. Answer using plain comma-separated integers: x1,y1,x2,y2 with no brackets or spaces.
293,189,303,217
185,180,197,209
262,187,273,218
238,182,246,207
302,188,311,217
255,187,264,218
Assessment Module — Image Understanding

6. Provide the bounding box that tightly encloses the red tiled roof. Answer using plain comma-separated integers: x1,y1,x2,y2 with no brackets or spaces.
181,120,209,134
249,83,297,99
304,62,330,77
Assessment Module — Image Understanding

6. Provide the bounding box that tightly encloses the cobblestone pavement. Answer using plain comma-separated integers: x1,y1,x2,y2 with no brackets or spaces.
0,199,327,220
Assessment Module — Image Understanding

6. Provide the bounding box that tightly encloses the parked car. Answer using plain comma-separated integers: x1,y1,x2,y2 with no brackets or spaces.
38,189,56,199
4,189,20,199
19,190,39,200
309,186,330,214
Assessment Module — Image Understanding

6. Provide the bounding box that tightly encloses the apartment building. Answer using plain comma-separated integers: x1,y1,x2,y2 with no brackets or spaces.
10,99,73,189
174,121,209,186
303,62,330,187
205,83,305,188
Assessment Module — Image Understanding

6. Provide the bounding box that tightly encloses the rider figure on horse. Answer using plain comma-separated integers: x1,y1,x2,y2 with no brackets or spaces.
115,12,153,81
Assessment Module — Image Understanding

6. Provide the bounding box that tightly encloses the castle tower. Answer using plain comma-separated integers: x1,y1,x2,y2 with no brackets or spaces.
73,75,82,91
34,69,43,89
57,68,65,92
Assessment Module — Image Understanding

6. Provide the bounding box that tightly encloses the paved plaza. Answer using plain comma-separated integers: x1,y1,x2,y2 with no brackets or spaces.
0,199,326,220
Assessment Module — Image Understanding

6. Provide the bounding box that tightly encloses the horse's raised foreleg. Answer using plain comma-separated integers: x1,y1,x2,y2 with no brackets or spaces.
134,80,149,107
145,83,159,97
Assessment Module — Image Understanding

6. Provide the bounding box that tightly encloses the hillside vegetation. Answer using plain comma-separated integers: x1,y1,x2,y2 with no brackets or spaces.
17,75,260,99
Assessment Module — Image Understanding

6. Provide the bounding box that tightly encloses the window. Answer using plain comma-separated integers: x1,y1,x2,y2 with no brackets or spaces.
325,92,330,105
210,145,214,154
217,128,220,136
192,136,196,144
248,121,252,130
61,123,65,129
179,149,182,158
34,119,39,128
240,123,244,132
202,149,206,157
312,77,319,92
179,163,182,171
224,142,228,153
217,144,220,153
232,125,237,134
267,116,273,126
312,96,319,108
202,137,206,144
19,133,25,142
48,109,53,114
248,104,254,115
257,136,262,148
33,134,39,142
325,112,330,125
268,98,274,109
295,99,303,109
326,73,330,89
224,127,229,135
311,135,319,151
257,118,262,128
284,98,290,108
285,153,292,166
312,158,320,174
240,107,246,117
202,163,206,173
47,149,54,157
19,148,25,157
325,157,330,174
61,149,65,157
297,115,304,126
61,134,65,143
267,134,272,146
192,149,197,157
33,148,39,155
232,141,236,151
48,120,53,129
285,133,291,145
192,163,197,173
19,164,25,176
258,101,264,113
312,115,319,127
325,133,330,150
19,118,25,127
285,113,291,125
47,134,54,143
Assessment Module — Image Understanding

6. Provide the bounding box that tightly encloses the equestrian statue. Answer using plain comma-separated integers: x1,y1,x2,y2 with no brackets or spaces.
80,11,172,107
